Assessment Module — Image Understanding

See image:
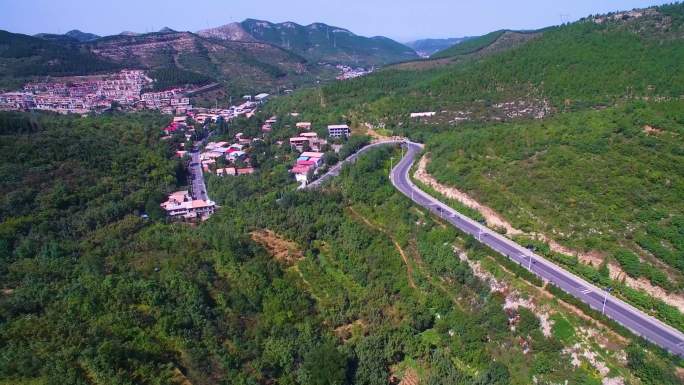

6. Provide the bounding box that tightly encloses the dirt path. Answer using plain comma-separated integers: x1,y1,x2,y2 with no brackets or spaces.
415,153,684,313
348,207,417,289
347,207,465,308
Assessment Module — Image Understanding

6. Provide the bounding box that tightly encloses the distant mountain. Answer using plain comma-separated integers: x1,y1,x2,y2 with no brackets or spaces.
0,28,332,93
64,29,101,42
199,19,419,67
197,22,256,42
405,37,473,57
158,27,177,34
0,30,120,87
34,29,100,43
83,31,326,91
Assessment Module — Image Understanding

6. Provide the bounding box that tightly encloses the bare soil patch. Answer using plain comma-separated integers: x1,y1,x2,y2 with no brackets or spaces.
250,229,303,265
643,124,663,135
334,319,367,341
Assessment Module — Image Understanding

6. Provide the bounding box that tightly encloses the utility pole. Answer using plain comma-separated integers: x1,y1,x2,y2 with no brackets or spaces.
528,254,533,270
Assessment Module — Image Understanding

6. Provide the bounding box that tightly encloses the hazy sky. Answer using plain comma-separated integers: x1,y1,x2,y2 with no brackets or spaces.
0,0,673,42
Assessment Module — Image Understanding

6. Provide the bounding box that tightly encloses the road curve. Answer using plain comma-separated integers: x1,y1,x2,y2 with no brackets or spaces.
304,139,405,189
391,140,684,357
307,138,684,357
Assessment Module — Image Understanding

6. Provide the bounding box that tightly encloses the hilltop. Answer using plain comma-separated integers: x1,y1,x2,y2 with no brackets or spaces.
199,19,419,67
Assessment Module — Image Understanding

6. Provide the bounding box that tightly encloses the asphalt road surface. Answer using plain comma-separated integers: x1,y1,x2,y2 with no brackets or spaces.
308,139,684,357
189,150,209,201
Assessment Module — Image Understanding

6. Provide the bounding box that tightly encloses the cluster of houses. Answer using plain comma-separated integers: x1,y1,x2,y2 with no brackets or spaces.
0,70,272,116
0,70,151,114
140,88,191,115
336,65,374,80
289,123,350,186
159,99,354,218
200,138,256,176
159,95,273,221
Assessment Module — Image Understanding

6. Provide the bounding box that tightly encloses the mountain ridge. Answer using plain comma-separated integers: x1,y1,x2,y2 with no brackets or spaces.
199,18,418,66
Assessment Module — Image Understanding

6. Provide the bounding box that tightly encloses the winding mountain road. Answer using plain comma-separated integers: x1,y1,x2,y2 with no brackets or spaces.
309,139,684,357
304,139,405,189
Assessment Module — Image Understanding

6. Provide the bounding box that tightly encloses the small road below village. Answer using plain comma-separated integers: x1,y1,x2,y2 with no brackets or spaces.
308,139,684,357
189,150,209,201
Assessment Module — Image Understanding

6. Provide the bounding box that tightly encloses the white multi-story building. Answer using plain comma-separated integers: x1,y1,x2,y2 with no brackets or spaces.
328,124,350,138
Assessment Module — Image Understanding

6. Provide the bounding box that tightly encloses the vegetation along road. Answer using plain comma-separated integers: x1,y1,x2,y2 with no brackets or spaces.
311,139,684,357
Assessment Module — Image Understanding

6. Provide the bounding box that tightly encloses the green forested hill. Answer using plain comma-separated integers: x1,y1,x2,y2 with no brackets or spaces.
0,29,334,94
263,2,684,349
0,30,121,88
428,100,684,283
239,19,419,67
268,4,684,123
1,111,682,384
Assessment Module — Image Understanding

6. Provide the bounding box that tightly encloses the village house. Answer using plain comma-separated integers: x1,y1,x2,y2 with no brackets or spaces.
289,136,310,152
296,122,312,130
328,124,350,138
160,191,216,220
254,93,270,104
237,167,256,175
216,167,237,177
216,167,255,177
289,132,327,152
290,151,325,186
410,111,436,118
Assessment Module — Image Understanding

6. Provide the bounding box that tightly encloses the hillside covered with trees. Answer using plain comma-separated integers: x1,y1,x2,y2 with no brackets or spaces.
267,3,684,125
1,110,682,384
